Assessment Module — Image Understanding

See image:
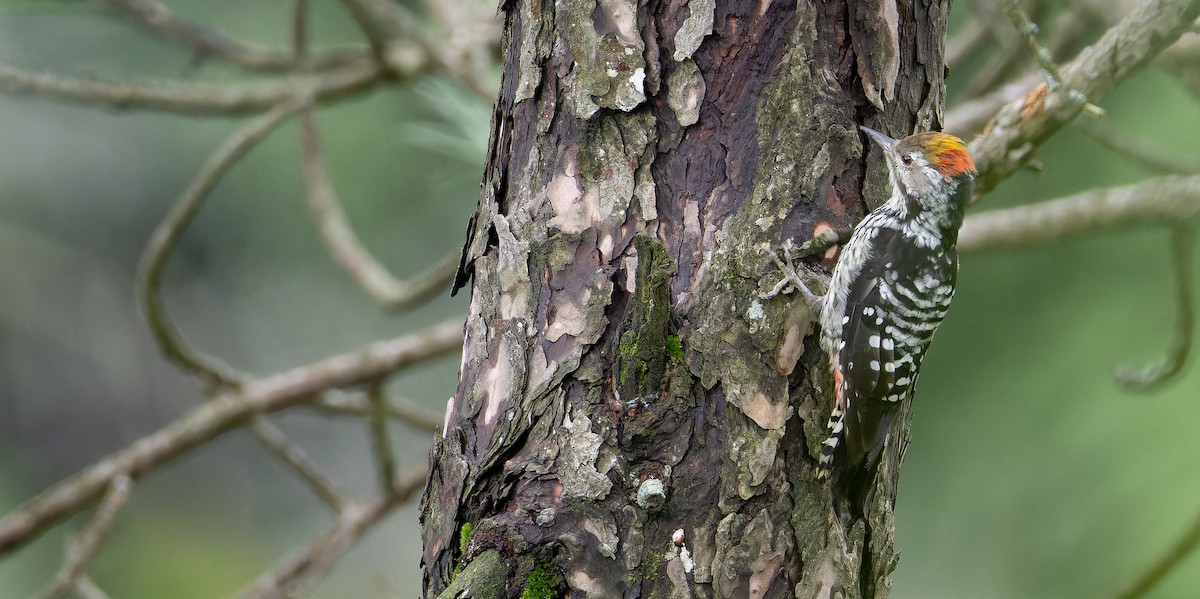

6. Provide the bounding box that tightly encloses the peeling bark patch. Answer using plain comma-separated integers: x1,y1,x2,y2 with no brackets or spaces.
476,329,527,452
482,350,511,429
742,390,792,432
526,346,560,399
1020,82,1049,120
563,0,647,115
667,58,706,126
568,569,608,597
748,553,784,599
582,514,620,558
595,0,640,45
655,0,797,297
494,213,534,320
548,286,593,341
850,0,901,109
514,0,545,102
729,425,784,497
545,153,591,234
561,411,614,499
443,396,457,437
539,259,615,386
775,300,813,376
673,0,716,61
712,508,792,599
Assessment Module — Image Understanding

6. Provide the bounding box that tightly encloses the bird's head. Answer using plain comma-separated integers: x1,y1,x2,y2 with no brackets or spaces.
860,126,976,215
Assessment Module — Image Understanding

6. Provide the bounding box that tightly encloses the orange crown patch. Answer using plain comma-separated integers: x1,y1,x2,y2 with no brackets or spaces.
920,132,976,177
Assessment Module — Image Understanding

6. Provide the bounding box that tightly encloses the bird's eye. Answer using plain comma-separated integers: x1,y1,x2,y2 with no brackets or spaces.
901,154,914,165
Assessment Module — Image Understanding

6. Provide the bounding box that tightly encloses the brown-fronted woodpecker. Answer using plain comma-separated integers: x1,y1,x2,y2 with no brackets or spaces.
770,126,977,482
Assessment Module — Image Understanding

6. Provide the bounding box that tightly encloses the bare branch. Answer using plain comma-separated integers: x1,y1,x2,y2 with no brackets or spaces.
299,110,458,312
0,60,385,115
72,576,111,599
367,385,398,493
1112,504,1200,599
1076,117,1200,175
338,0,403,52
309,391,444,433
0,318,464,557
338,0,496,101
232,466,428,599
136,99,308,388
959,176,1200,254
969,0,1200,200
1114,226,1196,391
250,418,347,512
101,0,365,72
42,476,132,599
1002,0,1063,84
292,0,309,64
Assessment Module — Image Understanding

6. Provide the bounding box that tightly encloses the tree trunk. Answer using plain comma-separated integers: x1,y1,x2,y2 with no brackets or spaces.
422,1,951,597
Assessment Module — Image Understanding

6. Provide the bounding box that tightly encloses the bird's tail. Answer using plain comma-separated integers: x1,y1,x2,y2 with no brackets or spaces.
815,404,845,480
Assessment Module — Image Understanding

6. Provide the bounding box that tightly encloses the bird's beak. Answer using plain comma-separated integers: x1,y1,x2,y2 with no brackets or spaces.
860,125,896,151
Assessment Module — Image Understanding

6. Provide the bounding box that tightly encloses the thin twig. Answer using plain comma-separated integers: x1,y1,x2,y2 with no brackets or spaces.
367,385,398,493
299,110,459,311
0,318,464,557
72,576,111,599
1112,504,1200,599
250,418,347,512
1002,0,1064,84
309,391,444,433
338,0,495,101
1114,226,1196,391
969,0,1200,200
136,99,308,388
1002,1,1103,119
1076,117,1200,175
0,60,386,115
232,466,428,599
101,0,365,73
43,476,132,599
959,175,1200,253
291,0,309,65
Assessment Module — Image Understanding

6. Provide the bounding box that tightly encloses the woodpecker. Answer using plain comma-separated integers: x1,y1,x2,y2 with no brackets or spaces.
770,126,976,482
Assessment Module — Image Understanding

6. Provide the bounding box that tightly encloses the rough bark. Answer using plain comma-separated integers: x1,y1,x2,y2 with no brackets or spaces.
422,1,951,597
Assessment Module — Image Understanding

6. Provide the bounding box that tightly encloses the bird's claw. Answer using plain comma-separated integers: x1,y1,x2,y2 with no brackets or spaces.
759,239,822,306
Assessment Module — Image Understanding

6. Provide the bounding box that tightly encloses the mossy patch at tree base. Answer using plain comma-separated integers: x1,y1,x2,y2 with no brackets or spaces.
520,562,560,599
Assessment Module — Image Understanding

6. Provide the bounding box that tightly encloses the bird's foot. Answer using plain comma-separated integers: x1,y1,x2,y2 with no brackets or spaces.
759,239,822,306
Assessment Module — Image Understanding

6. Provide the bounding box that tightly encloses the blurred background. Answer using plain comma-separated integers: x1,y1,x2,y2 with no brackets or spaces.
0,1,1197,598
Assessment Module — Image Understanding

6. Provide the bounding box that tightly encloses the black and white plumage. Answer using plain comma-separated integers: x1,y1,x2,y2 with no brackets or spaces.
812,126,976,481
